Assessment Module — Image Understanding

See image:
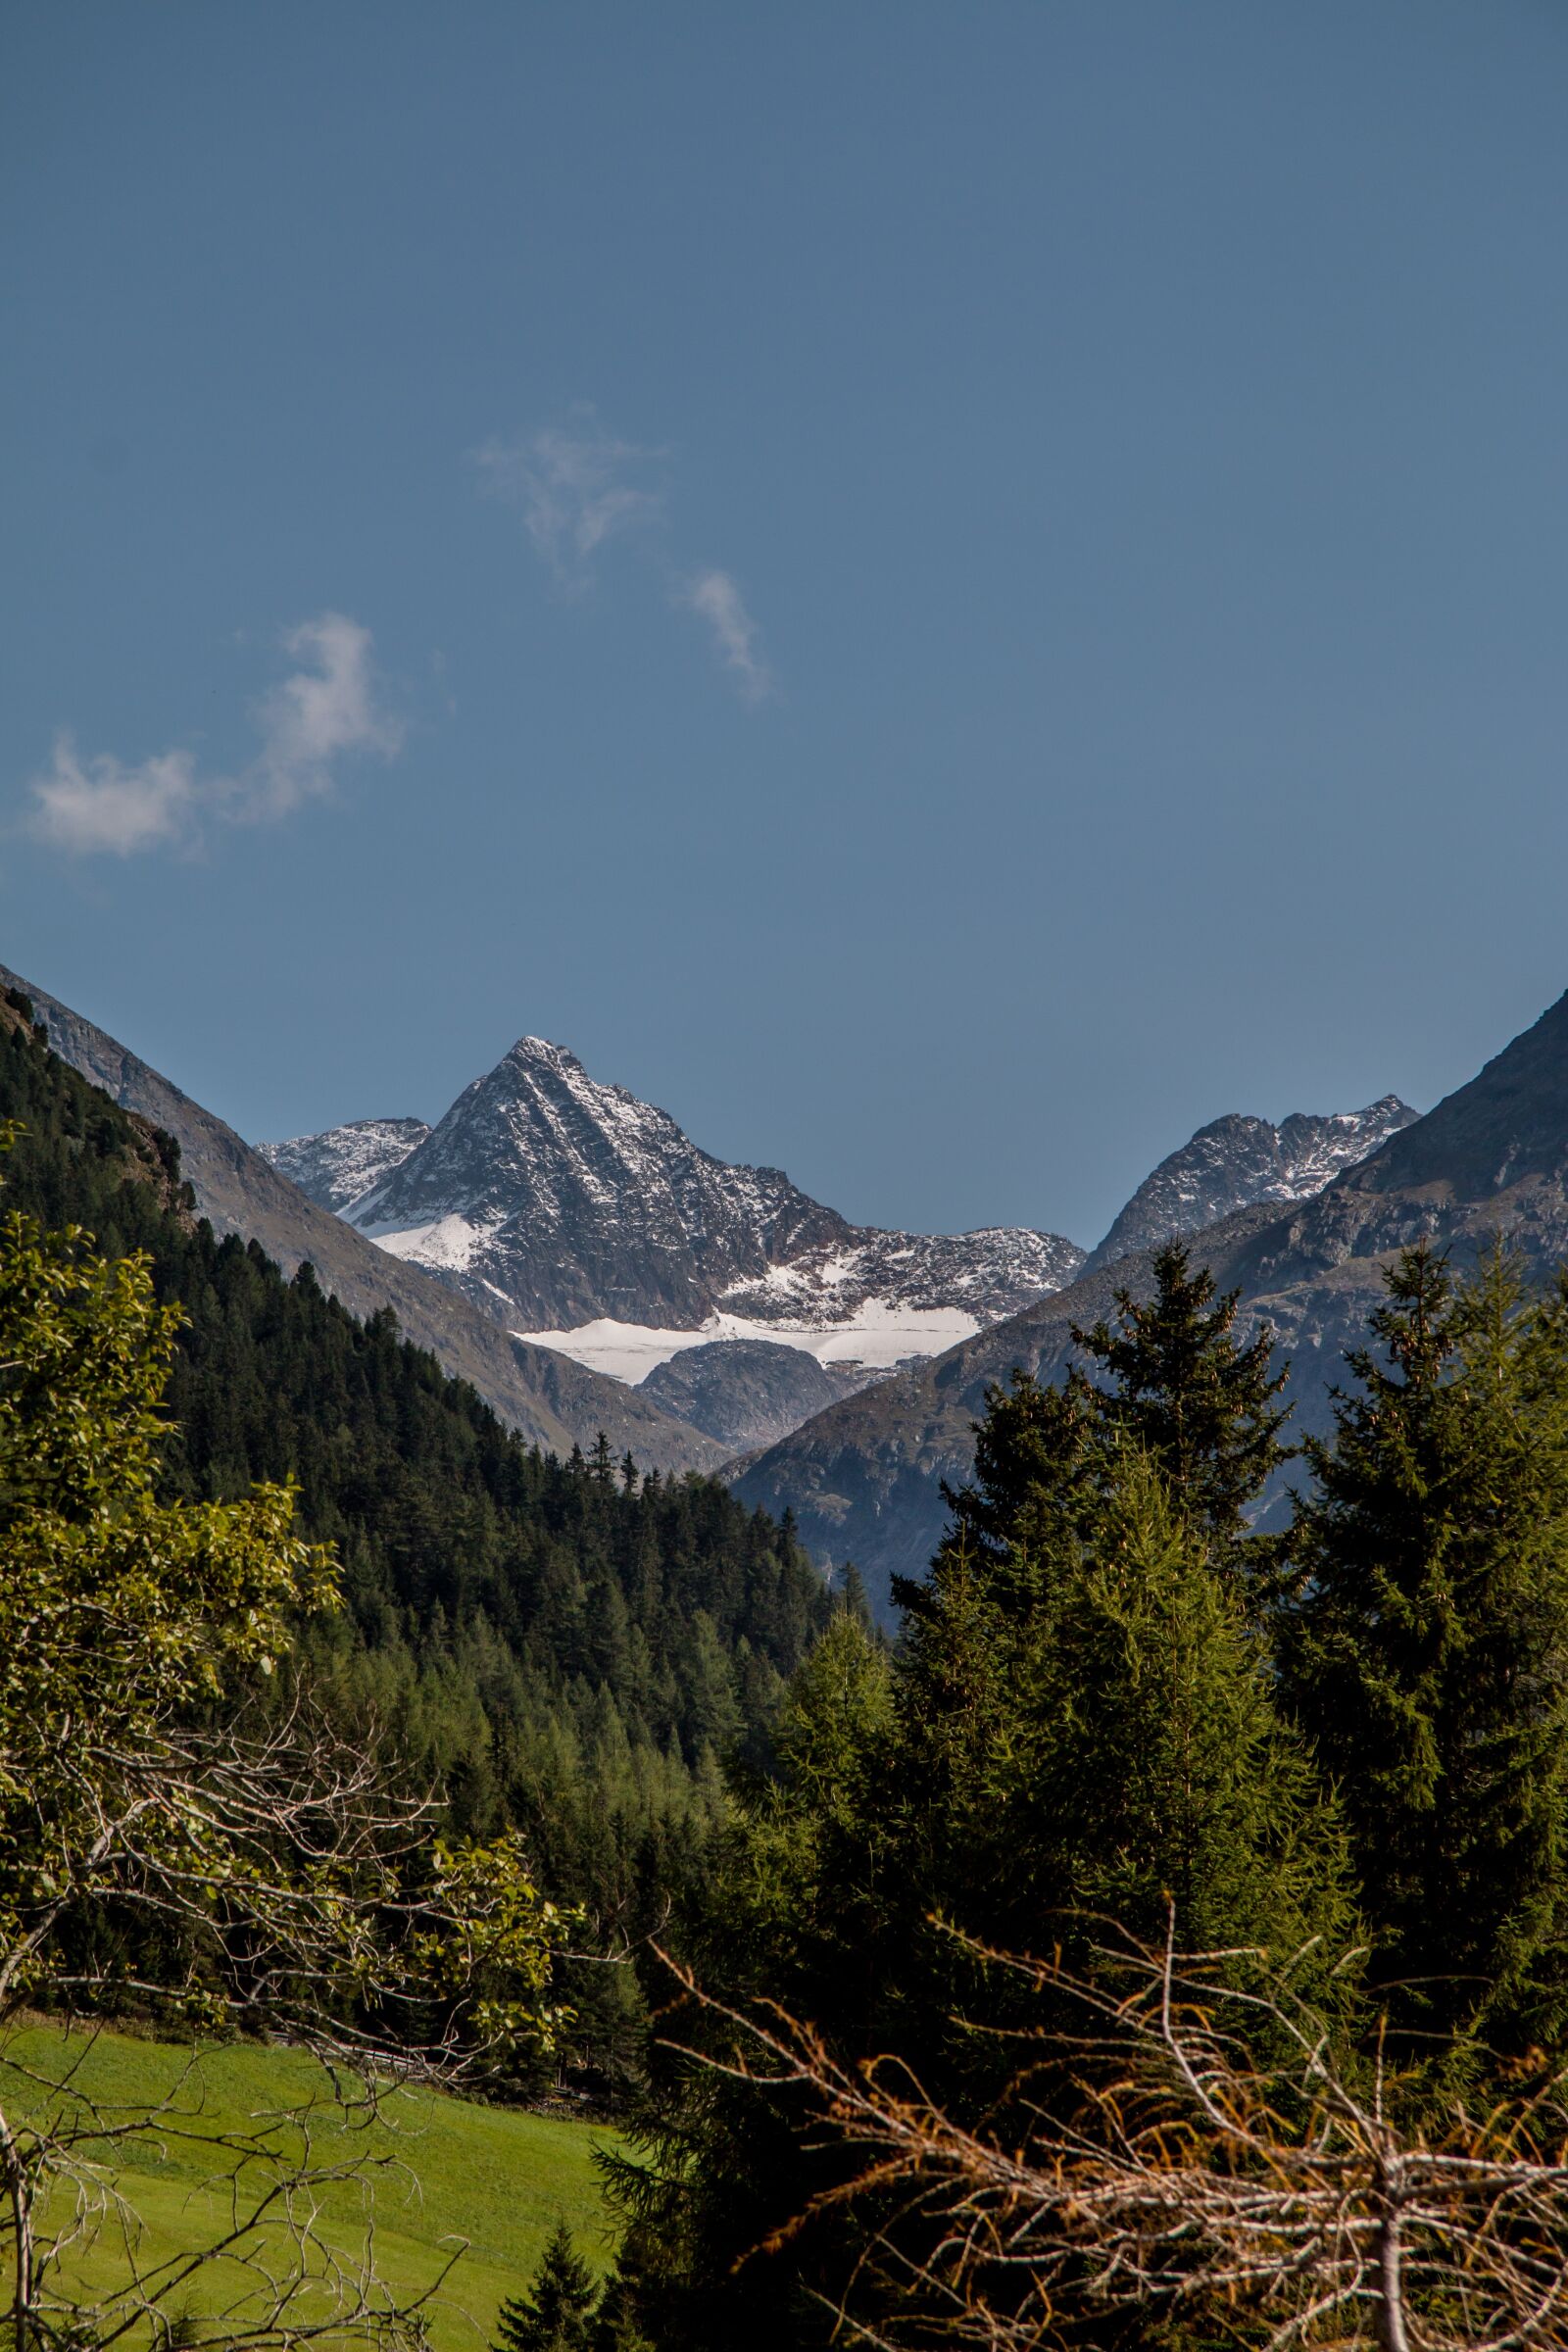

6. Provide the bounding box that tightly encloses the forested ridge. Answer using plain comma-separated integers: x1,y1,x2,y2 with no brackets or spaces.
0,988,836,2085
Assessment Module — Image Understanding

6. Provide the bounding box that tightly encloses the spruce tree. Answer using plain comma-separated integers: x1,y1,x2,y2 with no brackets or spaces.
493,2222,598,2352
919,1247,1293,1628
904,1369,1094,1619
604,1401,1351,2351
1283,1244,1568,2052
1073,1239,1292,1576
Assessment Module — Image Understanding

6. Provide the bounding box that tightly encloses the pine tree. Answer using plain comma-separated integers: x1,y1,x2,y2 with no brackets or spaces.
1282,1244,1568,2051
914,1248,1292,1632
901,1369,1094,1621
493,2221,598,2352
892,1431,1350,1983
1073,1239,1292,1577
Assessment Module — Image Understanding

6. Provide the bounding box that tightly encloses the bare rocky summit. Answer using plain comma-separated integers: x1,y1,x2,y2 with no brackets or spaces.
641,1339,881,1453
1084,1098,1419,1277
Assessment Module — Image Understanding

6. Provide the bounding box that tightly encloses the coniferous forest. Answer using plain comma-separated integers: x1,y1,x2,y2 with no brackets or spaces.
11,983,1568,2351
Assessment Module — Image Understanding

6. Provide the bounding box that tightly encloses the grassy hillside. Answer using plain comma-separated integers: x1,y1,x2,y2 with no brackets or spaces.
6,2024,618,2351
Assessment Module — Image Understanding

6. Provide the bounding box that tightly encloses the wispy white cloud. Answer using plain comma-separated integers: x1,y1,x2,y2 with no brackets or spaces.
473,413,776,700
29,743,199,858
471,420,663,587
681,568,772,701
26,613,400,858
248,613,402,818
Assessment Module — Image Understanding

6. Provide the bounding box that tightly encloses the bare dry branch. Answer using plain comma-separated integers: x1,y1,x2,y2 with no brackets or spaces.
662,1914,1568,2352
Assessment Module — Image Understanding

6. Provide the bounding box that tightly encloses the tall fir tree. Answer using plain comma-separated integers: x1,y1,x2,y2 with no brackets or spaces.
1073,1239,1292,1578
1024,1450,1349,1954
1282,1244,1568,2053
903,1369,1095,1621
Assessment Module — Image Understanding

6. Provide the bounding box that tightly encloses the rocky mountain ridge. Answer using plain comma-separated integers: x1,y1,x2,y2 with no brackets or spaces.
1083,1096,1419,1276
271,1035,1087,1348
261,1116,431,1213
641,1338,880,1453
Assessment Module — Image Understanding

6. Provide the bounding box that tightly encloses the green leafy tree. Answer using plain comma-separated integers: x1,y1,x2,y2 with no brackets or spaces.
0,1165,572,2352
493,2221,599,2352
1283,1243,1568,2051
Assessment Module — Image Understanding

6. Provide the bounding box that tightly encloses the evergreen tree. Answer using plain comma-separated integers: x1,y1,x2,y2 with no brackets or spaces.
1073,1239,1292,1576
1282,1244,1568,2051
493,2222,598,2352
894,1439,1349,1984
916,1246,1292,1632
901,1368,1094,1620
1025,1451,1348,1955
607,1402,1349,2350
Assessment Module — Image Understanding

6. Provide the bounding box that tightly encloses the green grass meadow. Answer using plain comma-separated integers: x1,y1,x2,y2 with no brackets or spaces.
3,2024,621,2350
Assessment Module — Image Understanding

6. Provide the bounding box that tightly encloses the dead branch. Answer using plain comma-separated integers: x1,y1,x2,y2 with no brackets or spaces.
661,1915,1568,2352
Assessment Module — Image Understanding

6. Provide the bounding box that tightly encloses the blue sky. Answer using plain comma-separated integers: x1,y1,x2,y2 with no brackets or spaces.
4,2,1565,1248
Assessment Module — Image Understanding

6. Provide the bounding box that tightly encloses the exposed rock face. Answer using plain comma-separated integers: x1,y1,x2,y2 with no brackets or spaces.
714,1227,1090,1332
1085,1098,1419,1276
259,1117,430,1213
275,1036,1085,1341
738,995,1568,1622
641,1339,880,1454
0,965,725,1477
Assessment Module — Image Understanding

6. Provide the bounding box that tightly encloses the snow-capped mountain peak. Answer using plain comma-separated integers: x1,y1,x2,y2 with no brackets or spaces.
262,1037,1086,1367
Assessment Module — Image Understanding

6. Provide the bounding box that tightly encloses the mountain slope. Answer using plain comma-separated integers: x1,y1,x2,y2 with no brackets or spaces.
280,1034,1086,1355
736,992,1568,1618
641,1339,879,1453
1225,989,1568,1295
0,979,834,2083
1084,1097,1418,1276
0,964,723,1475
